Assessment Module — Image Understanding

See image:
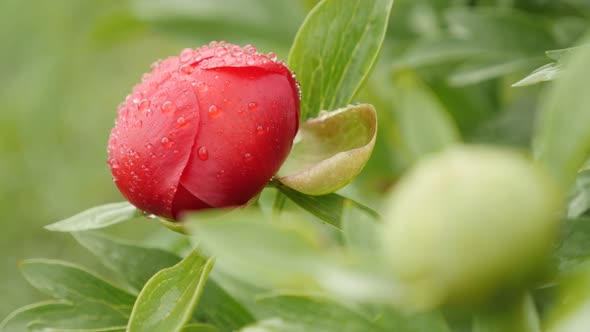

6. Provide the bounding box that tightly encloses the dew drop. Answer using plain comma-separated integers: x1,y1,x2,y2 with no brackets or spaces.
142,73,150,81
243,152,253,162
134,120,143,128
208,105,221,118
179,64,193,74
145,143,152,149
144,108,153,117
138,99,150,111
161,101,176,115
248,102,258,111
109,160,120,169
177,116,188,127
197,146,209,160
268,52,277,61
161,136,173,148
246,55,256,65
179,48,193,63
195,81,208,93
256,125,265,135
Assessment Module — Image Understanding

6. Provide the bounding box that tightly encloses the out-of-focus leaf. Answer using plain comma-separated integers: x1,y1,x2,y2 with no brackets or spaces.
568,170,590,218
257,295,385,332
289,0,394,119
275,183,378,230
127,250,214,332
341,200,380,255
0,301,125,332
512,63,561,87
73,232,255,332
448,57,541,87
277,104,377,196
445,8,556,55
533,42,590,189
545,267,590,332
556,217,590,272
182,323,220,332
473,293,541,332
393,38,489,70
189,209,396,303
392,72,460,161
513,46,585,87
20,259,135,310
44,202,137,232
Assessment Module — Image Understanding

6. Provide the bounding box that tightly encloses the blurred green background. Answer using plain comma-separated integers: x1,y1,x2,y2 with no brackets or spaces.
0,0,588,319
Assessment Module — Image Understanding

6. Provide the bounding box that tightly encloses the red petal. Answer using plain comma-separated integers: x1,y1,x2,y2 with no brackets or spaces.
179,66,299,207
108,57,201,218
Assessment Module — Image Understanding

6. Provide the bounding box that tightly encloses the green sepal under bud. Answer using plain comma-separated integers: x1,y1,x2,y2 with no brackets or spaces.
381,145,563,310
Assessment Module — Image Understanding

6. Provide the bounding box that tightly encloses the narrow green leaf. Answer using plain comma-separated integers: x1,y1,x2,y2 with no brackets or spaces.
546,46,584,61
512,62,561,87
274,182,379,229
0,301,128,332
288,0,394,119
45,202,137,232
126,250,214,332
20,259,136,311
448,57,540,87
533,42,590,189
545,267,590,332
392,72,460,161
73,232,255,332
277,104,377,195
568,170,590,218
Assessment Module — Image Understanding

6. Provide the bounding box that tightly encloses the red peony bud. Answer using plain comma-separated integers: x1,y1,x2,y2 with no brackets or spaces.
107,42,300,219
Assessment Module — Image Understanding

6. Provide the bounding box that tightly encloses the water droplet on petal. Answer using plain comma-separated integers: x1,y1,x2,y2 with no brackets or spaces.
177,116,188,127
180,48,193,63
197,146,209,160
138,99,150,111
109,160,120,169
268,52,277,61
144,108,153,117
195,81,208,93
134,120,143,128
145,143,152,149
246,55,256,65
162,101,176,115
248,102,258,111
244,152,253,162
161,136,173,148
256,125,265,135
179,64,193,74
208,105,221,118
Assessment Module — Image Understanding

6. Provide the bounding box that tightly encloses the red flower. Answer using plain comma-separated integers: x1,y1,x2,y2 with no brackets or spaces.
107,42,300,219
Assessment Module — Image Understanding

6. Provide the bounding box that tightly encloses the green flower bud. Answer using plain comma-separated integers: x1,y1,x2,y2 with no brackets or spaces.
381,145,562,310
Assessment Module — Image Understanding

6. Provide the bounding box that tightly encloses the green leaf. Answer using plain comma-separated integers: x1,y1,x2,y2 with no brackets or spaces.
568,170,590,218
0,301,128,332
182,323,219,332
533,42,590,189
256,295,384,332
288,0,394,119
73,232,255,332
45,202,138,232
512,62,561,87
341,200,380,255
72,231,181,292
277,104,377,195
545,267,590,332
392,72,460,161
20,259,136,311
556,217,590,272
448,57,540,87
274,182,379,229
126,250,214,332
189,211,327,290
472,293,541,332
